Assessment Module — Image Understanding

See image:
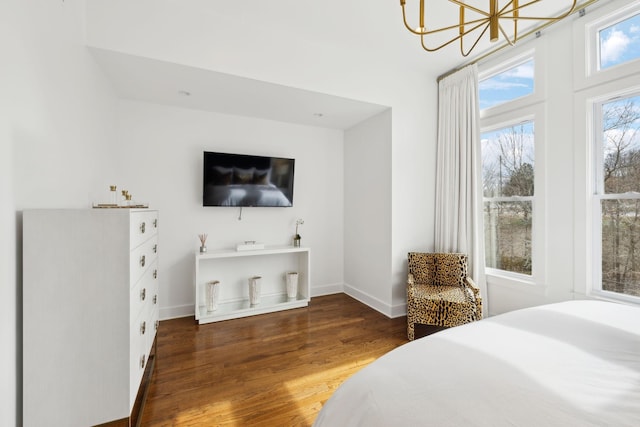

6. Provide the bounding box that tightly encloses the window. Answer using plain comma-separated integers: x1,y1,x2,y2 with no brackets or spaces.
479,58,534,110
479,50,542,280
579,1,640,87
482,121,535,275
598,12,640,71
594,92,640,298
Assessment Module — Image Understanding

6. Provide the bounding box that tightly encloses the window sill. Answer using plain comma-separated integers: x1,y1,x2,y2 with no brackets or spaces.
586,289,640,307
485,269,547,296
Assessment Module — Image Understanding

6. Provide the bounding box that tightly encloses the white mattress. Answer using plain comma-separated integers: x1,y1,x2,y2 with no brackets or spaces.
313,300,640,427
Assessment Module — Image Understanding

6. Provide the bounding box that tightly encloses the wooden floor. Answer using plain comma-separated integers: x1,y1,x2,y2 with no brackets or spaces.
140,294,408,426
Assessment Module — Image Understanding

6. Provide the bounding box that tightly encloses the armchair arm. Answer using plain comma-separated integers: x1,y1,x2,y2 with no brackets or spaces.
465,277,481,300
407,273,415,287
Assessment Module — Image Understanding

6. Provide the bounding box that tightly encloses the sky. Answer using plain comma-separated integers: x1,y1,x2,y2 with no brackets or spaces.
600,12,640,70
479,59,534,110
479,12,640,109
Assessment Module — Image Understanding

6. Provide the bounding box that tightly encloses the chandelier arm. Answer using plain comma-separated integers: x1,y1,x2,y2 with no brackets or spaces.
505,15,575,21
498,0,517,16
420,19,489,52
421,33,463,52
508,0,543,11
401,5,426,35
405,13,488,36
422,17,488,35
497,0,544,16
500,0,576,20
498,23,516,46
460,23,492,57
448,0,490,18
513,1,519,44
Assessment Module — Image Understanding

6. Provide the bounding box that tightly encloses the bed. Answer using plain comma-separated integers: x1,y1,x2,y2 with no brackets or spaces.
313,300,640,427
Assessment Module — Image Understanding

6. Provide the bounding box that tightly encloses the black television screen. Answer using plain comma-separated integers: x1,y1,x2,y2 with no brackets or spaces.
203,151,295,207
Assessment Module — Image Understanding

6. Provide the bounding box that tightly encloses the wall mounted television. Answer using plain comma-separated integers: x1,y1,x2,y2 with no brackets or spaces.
203,151,295,207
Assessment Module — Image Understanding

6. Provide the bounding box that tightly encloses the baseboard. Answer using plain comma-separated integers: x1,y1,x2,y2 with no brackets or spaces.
160,304,194,321
159,284,403,321
160,283,346,321
310,282,344,297
343,283,395,318
390,302,407,318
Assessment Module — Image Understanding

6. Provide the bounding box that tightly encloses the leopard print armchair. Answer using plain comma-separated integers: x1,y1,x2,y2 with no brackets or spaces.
406,252,482,340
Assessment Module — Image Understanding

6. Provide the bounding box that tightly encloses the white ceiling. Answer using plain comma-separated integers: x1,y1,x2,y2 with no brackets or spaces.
90,47,390,130
87,1,588,130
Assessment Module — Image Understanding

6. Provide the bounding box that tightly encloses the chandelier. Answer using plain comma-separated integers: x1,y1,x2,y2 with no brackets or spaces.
399,0,577,56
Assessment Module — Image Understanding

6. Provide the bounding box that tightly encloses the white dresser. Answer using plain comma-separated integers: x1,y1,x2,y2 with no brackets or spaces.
23,209,159,427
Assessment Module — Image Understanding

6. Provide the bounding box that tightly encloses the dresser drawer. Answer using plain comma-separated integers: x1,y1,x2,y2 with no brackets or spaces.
129,210,159,250
130,236,158,287
148,305,159,354
130,259,158,321
143,265,159,355
129,308,150,407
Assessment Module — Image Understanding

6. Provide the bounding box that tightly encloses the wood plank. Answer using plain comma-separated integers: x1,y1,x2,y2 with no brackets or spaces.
140,294,408,426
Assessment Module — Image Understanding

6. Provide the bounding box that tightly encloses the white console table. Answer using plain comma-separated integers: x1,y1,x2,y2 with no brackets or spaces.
194,245,310,324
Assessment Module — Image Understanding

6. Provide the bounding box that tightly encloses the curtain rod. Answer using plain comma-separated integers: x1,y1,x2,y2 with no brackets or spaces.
436,0,601,82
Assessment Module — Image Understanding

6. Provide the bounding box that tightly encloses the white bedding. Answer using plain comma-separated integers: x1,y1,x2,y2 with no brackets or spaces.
313,300,640,427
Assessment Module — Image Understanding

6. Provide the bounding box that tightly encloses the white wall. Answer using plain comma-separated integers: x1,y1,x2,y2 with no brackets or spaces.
390,101,437,315
1,1,119,425
115,100,345,318
84,1,437,318
3,1,438,423
344,110,393,314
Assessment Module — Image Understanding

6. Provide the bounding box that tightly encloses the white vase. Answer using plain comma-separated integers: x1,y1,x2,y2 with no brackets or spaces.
285,272,298,299
206,280,220,312
249,276,261,305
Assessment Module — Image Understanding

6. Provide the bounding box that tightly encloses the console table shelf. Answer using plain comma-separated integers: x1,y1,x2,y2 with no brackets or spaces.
194,245,310,324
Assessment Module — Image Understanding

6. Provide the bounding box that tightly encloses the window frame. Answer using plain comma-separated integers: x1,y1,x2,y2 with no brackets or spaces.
589,87,640,304
573,0,640,92
479,49,544,120
480,104,546,286
479,55,535,112
572,0,640,305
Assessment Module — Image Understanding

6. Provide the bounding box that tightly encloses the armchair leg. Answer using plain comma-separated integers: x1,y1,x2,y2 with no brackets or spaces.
407,322,415,341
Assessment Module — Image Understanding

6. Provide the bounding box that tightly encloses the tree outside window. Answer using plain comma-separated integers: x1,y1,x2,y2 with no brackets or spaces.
598,94,640,297
482,122,535,275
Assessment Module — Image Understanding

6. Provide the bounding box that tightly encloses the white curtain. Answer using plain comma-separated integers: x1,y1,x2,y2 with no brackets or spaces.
434,64,487,314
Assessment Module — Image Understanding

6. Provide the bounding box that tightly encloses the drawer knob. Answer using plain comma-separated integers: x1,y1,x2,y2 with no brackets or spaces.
140,255,146,268
153,294,158,305
140,222,146,234
153,269,157,279
140,354,146,369
141,288,146,301
153,218,158,228
141,321,146,335
153,244,158,254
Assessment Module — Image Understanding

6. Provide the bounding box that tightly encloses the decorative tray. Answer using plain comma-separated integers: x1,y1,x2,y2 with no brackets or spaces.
92,204,149,209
